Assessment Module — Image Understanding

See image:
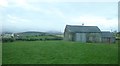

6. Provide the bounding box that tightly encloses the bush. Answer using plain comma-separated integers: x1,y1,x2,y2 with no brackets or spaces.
45,37,63,40
14,35,63,41
2,38,15,43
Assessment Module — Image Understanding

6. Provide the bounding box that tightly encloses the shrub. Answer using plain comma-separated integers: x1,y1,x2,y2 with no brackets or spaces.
2,38,15,43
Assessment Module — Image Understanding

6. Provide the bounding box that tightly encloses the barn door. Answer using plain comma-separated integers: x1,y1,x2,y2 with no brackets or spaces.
75,33,86,42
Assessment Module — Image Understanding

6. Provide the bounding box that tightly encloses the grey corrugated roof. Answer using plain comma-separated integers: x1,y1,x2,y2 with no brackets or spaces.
101,31,114,37
66,25,101,33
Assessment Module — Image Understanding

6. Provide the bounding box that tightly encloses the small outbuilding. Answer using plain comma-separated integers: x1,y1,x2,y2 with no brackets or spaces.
101,31,115,43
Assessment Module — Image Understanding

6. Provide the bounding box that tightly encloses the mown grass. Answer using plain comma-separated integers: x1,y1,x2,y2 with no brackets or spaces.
2,41,118,64
0,42,2,65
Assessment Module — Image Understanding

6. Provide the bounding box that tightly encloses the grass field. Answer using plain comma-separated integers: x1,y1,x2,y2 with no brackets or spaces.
2,41,118,64
0,42,2,65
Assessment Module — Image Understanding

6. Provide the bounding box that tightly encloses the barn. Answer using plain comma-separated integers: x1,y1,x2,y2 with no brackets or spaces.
64,25,102,43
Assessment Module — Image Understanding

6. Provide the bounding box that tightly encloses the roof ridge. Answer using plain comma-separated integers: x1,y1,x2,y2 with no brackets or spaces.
66,25,97,27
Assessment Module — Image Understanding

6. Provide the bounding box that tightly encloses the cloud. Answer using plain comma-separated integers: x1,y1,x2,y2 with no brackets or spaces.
7,15,18,20
68,15,118,31
25,0,119,3
7,15,30,24
0,0,119,8
1,1,118,32
0,0,29,8
50,8,66,19
3,14,34,32
3,0,65,19
11,0,28,6
0,0,8,7
7,0,32,9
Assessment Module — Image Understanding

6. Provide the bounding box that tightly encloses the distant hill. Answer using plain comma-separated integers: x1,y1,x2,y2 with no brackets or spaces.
1,32,13,34
21,31,45,33
2,31,63,36
46,31,63,35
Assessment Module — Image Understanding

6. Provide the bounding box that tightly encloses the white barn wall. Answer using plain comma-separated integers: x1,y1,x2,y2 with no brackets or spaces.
75,33,86,42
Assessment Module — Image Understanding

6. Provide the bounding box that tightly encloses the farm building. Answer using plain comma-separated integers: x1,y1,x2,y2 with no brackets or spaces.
1,33,15,42
64,25,115,43
101,31,115,43
64,25,102,43
2,33,14,38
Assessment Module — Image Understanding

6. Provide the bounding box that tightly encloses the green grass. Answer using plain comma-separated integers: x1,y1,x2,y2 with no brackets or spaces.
2,41,118,64
0,42,2,65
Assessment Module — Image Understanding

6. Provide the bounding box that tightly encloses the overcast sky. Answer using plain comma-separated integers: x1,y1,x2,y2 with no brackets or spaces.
0,0,119,33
